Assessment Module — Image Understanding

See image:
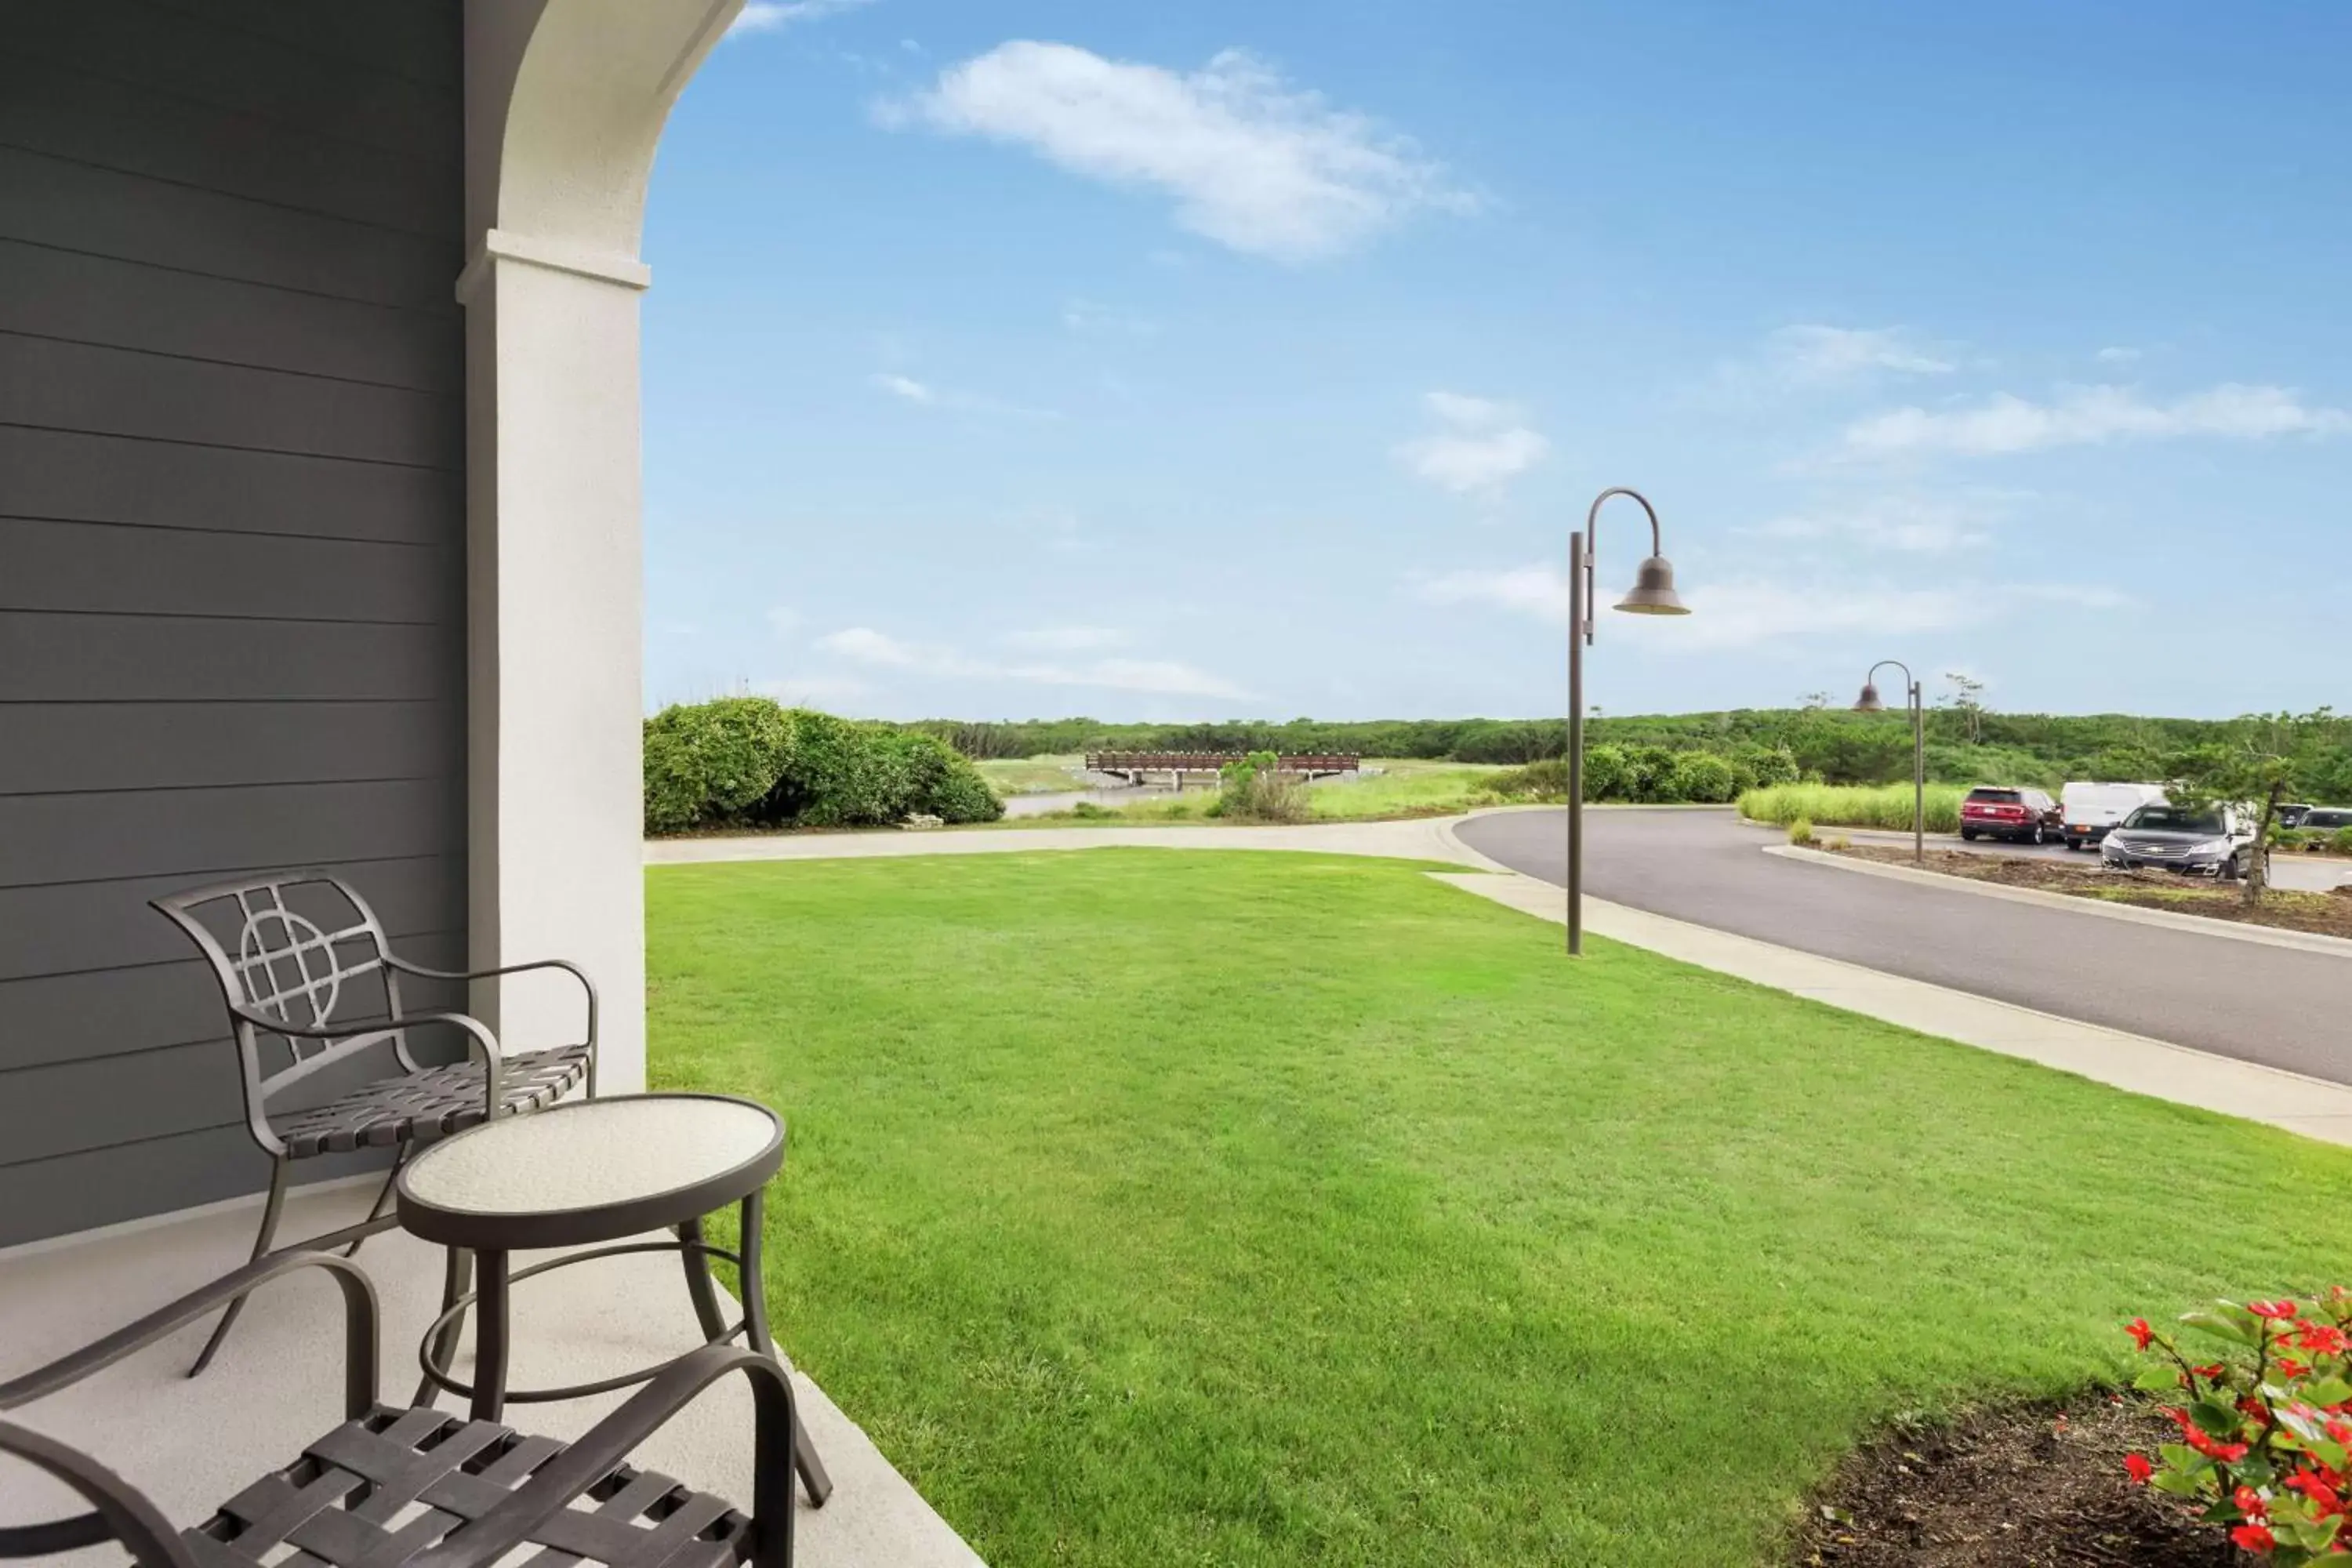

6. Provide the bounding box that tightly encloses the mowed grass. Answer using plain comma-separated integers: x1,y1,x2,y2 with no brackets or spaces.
647,851,2352,1566
974,754,1086,794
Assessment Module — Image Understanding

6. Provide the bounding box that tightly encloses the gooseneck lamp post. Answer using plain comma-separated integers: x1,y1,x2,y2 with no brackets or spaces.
1853,660,1926,865
1566,487,1690,956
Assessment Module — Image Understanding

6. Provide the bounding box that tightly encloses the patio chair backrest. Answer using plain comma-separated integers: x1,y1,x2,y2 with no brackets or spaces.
151,871,414,1115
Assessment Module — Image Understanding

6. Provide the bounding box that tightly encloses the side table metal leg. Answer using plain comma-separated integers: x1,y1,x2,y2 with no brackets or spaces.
414,1247,472,1406
741,1192,830,1508
472,1248,510,1422
677,1218,731,1345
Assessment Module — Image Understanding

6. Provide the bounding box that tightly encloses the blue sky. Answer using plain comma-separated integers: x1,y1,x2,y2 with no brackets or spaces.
641,1,2349,723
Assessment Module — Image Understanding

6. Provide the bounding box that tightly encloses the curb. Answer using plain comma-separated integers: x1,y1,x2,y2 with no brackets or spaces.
1764,844,2352,958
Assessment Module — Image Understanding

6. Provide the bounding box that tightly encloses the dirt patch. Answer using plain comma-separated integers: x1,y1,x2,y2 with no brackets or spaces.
1792,1395,2234,1567
1824,844,2352,940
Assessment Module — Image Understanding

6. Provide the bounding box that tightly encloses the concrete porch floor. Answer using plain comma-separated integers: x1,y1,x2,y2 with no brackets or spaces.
0,1181,983,1568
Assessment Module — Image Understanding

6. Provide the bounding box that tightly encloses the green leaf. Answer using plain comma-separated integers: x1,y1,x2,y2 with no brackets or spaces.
2190,1397,2243,1437
2150,1469,2205,1497
2136,1365,2186,1392
2303,1377,2352,1405
2183,1309,2256,1345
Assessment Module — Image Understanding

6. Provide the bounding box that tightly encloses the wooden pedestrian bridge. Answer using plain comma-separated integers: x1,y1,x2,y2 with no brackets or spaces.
1083,752,1361,787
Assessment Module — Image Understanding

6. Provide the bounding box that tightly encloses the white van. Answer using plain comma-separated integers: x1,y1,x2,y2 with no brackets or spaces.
2060,781,2169,851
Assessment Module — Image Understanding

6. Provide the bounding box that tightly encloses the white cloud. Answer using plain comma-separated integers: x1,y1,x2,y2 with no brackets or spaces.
867,370,1060,419
1744,494,2002,554
816,626,923,666
1844,383,2352,457
757,673,873,707
1414,565,2125,650
818,625,1249,698
2095,346,2143,363
1394,390,1550,495
1061,299,1158,336
1769,325,1955,383
877,42,1474,262
869,372,935,404
731,0,876,34
1002,625,1129,652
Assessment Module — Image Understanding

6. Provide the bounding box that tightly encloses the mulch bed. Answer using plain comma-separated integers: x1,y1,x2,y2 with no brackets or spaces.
1825,844,2352,940
1791,1396,2237,1566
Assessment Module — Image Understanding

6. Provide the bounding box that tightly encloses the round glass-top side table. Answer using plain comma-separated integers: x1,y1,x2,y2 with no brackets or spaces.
395,1091,829,1506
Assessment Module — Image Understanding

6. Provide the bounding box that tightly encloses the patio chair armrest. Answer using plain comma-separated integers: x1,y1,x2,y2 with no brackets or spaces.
412,1346,799,1568
0,1420,199,1568
0,1250,379,1419
382,956,597,1041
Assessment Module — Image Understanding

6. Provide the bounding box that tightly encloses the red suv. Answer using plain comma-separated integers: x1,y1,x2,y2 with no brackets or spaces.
1959,786,2063,844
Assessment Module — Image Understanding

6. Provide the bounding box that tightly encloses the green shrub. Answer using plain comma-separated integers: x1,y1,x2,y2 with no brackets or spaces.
1580,745,1628,801
887,731,1006,824
2335,826,2352,855
1624,745,1681,802
1212,751,1308,823
641,697,797,833
1668,752,1739,804
1787,818,1815,846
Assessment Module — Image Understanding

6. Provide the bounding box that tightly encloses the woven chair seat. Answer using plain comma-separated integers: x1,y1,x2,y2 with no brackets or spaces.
270,1045,593,1159
181,1403,752,1568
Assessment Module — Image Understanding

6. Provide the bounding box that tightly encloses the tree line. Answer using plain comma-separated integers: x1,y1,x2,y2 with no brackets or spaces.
893,709,2352,798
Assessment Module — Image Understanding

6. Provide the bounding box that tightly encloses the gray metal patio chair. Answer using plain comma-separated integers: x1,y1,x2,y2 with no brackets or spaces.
151,869,599,1377
0,1250,797,1568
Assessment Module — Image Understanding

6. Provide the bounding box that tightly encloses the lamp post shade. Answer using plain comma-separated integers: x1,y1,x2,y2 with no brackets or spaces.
1613,556,1690,615
1853,682,1886,713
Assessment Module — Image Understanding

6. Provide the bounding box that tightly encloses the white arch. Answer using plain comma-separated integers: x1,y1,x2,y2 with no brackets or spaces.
459,0,742,1091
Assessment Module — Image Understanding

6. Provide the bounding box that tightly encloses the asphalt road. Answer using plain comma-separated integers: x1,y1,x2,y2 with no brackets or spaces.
1457,808,2352,1085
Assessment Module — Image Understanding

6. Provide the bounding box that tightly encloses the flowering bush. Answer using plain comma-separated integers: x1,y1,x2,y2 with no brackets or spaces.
2124,1289,2352,1560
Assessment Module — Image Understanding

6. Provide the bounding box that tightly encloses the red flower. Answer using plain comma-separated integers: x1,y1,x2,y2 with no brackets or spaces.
2230,1522,2276,1552
2301,1323,2350,1356
2328,1419,2352,1447
2281,1357,2312,1378
2128,1317,2156,1349
2190,1429,2252,1463
2236,1486,2270,1519
2287,1469,2344,1514
2125,1454,2155,1484
2196,1363,2229,1379
2253,1301,2300,1321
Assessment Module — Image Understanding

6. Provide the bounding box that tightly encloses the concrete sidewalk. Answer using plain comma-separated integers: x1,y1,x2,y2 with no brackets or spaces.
654,814,2352,1149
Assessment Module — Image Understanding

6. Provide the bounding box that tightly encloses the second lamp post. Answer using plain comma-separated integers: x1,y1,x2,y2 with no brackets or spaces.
1853,660,1926,865
1566,487,1690,956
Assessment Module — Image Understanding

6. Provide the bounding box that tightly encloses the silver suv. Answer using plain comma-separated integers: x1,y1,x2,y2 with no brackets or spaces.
2101,803,2264,879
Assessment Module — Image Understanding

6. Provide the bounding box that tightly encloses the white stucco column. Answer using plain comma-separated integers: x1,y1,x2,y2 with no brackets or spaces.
459,0,740,1092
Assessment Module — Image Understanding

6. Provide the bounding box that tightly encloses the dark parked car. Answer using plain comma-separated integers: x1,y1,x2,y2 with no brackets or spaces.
2102,803,2264,879
1958,786,2063,844
2296,808,2352,833
2278,803,2318,828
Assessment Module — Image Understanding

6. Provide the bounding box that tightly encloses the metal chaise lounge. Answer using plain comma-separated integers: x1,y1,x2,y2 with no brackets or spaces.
0,1251,795,1568
151,870,598,1376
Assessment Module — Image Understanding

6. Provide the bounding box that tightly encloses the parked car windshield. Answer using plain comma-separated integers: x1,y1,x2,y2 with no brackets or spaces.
2121,806,2224,833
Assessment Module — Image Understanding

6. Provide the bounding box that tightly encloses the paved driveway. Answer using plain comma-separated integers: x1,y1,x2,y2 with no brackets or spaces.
1457,808,2352,1085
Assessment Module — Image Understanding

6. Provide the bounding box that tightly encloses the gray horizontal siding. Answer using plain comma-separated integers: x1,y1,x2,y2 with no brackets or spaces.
0,333,459,469
0,0,467,1247
13,0,461,165
0,53,457,238
0,147,458,310
0,426,463,545
0,701,457,796
0,855,463,985
0,614,459,702
0,238,462,392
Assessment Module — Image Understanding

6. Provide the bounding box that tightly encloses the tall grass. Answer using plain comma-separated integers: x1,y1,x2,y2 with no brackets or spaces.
1740,781,1966,833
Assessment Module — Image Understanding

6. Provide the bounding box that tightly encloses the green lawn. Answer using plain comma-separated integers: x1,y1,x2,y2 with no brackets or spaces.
647,851,2352,1566
1001,757,1515,825
974,754,1087,795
